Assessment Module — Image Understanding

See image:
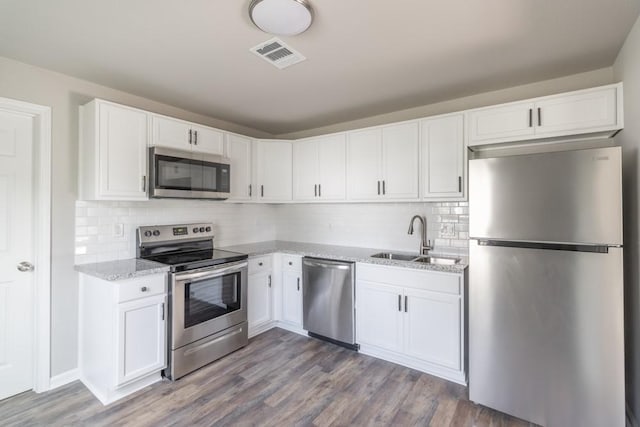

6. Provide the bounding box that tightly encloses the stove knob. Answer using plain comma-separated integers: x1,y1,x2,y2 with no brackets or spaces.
205,226,211,232
152,230,160,237
199,227,205,233
193,227,199,233
144,231,152,237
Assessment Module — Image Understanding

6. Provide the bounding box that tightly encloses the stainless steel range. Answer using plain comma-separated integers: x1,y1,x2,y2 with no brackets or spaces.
137,223,248,380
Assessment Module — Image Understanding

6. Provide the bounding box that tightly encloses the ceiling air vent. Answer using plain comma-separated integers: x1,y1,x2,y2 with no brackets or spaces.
250,37,306,69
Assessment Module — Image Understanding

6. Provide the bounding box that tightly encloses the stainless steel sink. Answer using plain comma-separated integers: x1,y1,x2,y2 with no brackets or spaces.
370,252,418,261
370,252,461,265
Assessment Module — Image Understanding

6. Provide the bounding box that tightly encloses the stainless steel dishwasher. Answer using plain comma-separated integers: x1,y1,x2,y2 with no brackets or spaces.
302,257,358,350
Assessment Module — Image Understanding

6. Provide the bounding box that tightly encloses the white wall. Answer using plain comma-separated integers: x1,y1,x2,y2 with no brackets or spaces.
613,14,640,424
0,56,272,377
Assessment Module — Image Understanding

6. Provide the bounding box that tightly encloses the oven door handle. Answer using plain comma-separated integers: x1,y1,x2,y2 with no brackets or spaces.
174,261,248,282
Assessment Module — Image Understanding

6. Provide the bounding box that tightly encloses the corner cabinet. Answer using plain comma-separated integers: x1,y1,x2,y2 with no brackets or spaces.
421,114,465,200
79,99,149,201
254,140,292,202
225,133,253,201
78,272,167,405
355,263,465,384
346,121,419,201
468,83,623,147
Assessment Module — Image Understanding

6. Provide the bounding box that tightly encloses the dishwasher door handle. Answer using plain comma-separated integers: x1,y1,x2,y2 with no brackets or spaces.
303,260,351,270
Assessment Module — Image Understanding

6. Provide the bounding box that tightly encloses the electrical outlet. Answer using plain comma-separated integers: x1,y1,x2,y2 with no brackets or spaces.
440,223,456,238
113,223,124,238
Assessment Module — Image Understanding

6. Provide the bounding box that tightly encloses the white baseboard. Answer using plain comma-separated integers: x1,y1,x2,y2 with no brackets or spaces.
49,368,79,390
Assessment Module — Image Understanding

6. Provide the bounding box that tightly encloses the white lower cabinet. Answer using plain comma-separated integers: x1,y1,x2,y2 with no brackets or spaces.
280,255,303,329
79,273,167,405
247,255,274,337
356,263,465,384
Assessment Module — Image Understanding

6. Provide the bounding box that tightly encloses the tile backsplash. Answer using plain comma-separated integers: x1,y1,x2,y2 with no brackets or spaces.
75,200,469,264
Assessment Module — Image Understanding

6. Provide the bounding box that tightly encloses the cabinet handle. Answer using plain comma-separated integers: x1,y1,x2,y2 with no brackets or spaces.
398,294,402,311
141,286,148,292
289,261,293,266
378,181,381,195
194,130,198,145
161,302,165,321
528,108,533,128
314,184,317,197
537,107,542,126
261,185,264,197
249,184,252,197
297,277,300,291
458,176,462,193
405,296,408,312
318,184,321,197
268,275,272,288
258,262,263,266
141,175,146,192
382,180,386,195
189,129,193,144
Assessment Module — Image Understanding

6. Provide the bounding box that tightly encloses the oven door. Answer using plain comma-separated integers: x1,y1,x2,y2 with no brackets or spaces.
149,146,230,199
171,260,247,349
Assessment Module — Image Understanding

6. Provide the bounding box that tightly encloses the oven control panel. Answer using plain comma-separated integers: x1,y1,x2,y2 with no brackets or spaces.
137,223,214,243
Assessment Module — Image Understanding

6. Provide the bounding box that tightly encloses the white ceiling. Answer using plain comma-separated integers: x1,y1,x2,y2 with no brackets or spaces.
0,1,638,135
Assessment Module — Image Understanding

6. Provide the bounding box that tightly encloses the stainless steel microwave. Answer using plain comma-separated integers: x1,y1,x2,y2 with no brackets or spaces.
148,146,231,200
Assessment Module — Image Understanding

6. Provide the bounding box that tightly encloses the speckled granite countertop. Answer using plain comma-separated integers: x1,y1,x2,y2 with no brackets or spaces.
75,259,169,281
220,241,467,274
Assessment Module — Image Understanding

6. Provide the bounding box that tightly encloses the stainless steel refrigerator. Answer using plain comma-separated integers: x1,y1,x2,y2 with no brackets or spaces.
469,146,625,427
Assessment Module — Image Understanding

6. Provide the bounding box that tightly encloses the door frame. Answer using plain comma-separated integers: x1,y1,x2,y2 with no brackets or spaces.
0,97,52,393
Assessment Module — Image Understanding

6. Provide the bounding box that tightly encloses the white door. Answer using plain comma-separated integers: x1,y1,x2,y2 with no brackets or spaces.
191,125,224,155
292,140,319,201
317,134,346,201
468,101,535,145
381,122,419,199
281,271,302,326
225,134,252,201
0,110,34,400
248,272,272,330
355,281,403,353
404,288,461,370
347,129,382,200
151,115,191,150
421,115,464,199
255,140,292,202
116,295,166,386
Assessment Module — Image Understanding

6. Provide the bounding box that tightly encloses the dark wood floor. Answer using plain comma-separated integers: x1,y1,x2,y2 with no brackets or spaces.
0,328,535,426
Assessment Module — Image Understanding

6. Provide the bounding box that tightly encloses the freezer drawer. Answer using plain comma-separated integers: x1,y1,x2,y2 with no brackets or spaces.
302,257,355,346
469,146,622,245
469,240,624,426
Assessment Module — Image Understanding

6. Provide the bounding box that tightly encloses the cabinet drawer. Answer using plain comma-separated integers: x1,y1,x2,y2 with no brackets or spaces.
249,255,272,274
117,274,167,303
281,254,302,271
356,263,461,295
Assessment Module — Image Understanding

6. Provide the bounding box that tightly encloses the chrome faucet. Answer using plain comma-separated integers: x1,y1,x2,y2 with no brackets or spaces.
408,215,432,255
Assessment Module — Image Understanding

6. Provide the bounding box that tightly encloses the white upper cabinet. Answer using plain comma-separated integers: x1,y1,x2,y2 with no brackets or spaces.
293,134,346,201
151,115,224,155
254,140,292,202
79,99,149,201
421,114,465,200
225,134,252,201
468,83,623,147
347,122,419,201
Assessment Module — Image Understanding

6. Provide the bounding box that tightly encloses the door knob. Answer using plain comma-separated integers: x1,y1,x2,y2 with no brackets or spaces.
17,261,35,272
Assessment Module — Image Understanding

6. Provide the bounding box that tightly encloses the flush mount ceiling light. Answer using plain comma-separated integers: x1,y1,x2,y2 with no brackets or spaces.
249,0,314,36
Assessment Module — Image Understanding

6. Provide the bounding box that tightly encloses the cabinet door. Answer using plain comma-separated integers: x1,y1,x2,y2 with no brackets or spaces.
192,125,224,155
356,280,403,353
404,288,461,370
282,270,303,327
317,134,347,201
151,115,191,150
347,129,382,200
226,134,252,200
421,115,464,199
98,103,148,200
468,101,535,145
117,294,166,386
534,87,618,137
382,122,419,199
255,140,292,202
248,272,272,330
292,140,319,201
